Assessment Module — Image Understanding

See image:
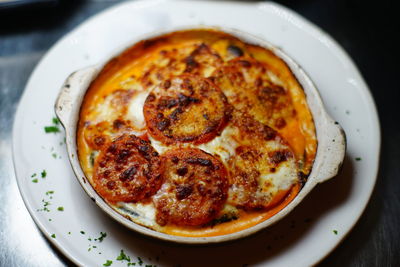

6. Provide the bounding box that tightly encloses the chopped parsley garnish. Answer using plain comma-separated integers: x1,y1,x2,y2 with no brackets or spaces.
80,231,85,235
103,260,113,266
44,126,60,133
116,250,131,262
90,152,96,166
51,234,56,238
46,190,54,195
41,170,47,178
355,157,362,161
68,232,71,235
32,178,38,183
333,230,338,235
57,206,64,211
95,231,107,242
138,257,143,266
44,117,61,133
52,117,60,125
52,152,58,159
31,173,37,177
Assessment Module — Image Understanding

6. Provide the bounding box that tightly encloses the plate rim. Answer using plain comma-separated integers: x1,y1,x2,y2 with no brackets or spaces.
12,0,381,266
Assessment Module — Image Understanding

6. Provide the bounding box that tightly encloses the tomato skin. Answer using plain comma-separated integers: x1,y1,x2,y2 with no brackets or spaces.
143,74,230,145
153,148,229,226
93,134,163,203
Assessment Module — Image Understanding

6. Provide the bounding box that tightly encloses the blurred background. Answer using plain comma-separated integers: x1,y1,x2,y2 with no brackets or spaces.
0,0,398,266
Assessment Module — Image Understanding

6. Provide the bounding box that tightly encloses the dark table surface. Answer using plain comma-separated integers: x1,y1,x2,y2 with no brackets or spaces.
1,0,398,266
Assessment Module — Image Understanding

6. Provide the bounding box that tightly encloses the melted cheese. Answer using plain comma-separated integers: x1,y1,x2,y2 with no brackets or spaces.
77,29,317,237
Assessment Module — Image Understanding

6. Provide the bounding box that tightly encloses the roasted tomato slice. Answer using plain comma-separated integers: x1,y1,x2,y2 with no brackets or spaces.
153,148,229,226
143,74,230,145
140,43,222,88
225,110,298,210
93,134,163,203
211,57,295,130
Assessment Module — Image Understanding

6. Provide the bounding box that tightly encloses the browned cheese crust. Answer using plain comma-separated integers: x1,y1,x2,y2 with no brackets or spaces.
140,43,223,88
153,148,229,226
77,29,318,232
226,110,297,210
211,57,295,130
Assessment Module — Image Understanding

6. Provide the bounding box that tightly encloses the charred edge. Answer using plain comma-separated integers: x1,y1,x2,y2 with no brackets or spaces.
298,171,309,187
176,185,193,200
269,150,291,165
227,45,244,57
207,213,238,227
185,157,213,166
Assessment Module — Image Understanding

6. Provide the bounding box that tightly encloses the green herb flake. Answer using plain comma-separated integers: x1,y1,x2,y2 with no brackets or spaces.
31,173,37,178
116,250,131,262
46,190,54,195
41,170,47,178
68,232,71,235
128,263,136,266
103,260,113,266
44,126,60,133
51,234,56,238
333,230,338,235
52,117,60,125
80,231,85,235
57,206,64,211
95,232,107,242
138,257,143,266
89,151,98,166
32,178,38,183
48,218,52,221
355,157,362,161
52,153,57,159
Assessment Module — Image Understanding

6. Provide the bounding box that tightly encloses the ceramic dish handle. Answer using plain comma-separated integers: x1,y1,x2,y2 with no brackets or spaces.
315,116,346,183
55,66,98,128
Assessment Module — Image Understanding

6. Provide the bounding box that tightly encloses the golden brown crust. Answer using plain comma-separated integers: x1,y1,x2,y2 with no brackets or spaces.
211,57,295,130
93,134,163,203
76,29,318,235
140,43,222,88
153,148,229,226
226,110,297,210
143,74,230,145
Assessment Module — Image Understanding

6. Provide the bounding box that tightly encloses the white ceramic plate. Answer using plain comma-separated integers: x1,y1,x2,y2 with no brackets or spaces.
12,0,380,266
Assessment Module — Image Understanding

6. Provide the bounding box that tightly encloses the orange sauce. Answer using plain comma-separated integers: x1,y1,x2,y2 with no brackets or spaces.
77,29,317,236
